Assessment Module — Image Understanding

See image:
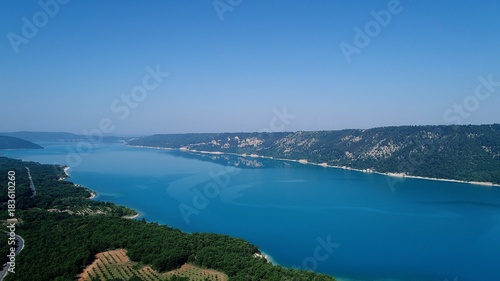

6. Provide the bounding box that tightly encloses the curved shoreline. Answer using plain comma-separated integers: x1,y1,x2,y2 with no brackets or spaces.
82,187,139,219
128,144,500,188
83,184,139,219
122,213,140,220
88,191,97,199
64,166,70,177
254,249,278,265
61,166,139,218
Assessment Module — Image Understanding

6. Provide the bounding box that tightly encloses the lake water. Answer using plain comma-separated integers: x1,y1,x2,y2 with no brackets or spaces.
3,142,500,281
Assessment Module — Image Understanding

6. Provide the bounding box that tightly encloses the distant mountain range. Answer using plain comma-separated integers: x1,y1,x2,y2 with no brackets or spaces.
3,125,500,184
0,131,123,143
128,124,500,185
0,136,43,150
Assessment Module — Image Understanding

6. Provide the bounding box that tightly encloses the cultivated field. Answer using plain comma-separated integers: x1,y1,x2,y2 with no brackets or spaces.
78,249,228,281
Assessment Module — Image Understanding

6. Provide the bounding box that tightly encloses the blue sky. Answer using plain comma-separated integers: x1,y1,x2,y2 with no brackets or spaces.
1,0,499,135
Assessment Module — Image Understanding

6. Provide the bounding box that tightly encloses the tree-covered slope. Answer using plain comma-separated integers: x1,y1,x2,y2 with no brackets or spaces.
0,135,43,150
0,131,81,141
0,156,135,216
7,211,335,281
0,131,123,143
128,124,500,184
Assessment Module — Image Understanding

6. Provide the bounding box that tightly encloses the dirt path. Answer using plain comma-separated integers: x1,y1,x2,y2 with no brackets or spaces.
25,167,35,197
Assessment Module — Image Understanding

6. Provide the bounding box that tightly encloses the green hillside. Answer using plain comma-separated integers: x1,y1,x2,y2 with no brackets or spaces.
0,131,123,143
0,136,43,150
128,124,500,184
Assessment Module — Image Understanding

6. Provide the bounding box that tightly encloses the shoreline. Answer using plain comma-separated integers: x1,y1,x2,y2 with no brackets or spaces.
123,213,140,220
58,166,71,181
70,177,140,219
74,180,140,219
253,250,277,265
128,144,500,188
59,165,139,218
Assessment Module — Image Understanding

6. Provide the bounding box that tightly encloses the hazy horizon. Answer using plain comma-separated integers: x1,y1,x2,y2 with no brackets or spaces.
1,1,499,135
2,122,500,138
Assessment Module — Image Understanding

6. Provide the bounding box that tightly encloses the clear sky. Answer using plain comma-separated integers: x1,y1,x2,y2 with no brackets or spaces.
1,0,499,135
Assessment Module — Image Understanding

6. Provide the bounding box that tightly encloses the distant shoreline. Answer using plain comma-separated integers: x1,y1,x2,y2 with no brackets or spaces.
128,144,500,188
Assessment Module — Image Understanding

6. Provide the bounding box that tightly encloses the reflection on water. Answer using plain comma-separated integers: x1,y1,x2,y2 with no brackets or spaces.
167,150,305,169
4,142,500,281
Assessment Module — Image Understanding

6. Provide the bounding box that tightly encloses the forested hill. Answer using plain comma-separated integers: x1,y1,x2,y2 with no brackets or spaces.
128,124,500,184
0,131,123,143
0,136,43,150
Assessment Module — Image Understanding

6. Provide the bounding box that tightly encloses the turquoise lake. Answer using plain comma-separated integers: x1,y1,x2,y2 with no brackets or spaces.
3,142,500,281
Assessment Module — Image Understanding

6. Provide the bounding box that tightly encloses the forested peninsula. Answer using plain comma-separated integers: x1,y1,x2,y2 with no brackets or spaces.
0,156,335,281
0,136,43,150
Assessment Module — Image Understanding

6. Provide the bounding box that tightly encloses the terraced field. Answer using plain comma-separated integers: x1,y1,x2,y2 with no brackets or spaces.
78,249,228,281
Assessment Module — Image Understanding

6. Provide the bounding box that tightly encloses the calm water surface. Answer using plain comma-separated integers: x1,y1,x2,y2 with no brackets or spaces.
3,142,500,281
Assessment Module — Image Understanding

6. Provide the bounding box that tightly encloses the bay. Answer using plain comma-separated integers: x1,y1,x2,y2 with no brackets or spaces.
3,142,500,281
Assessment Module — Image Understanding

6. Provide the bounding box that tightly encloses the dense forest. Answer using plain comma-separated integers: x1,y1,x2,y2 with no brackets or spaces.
128,124,500,184
0,157,336,280
0,136,43,150
7,211,335,281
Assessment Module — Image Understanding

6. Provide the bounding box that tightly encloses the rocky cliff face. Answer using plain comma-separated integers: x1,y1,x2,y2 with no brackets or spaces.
128,124,500,184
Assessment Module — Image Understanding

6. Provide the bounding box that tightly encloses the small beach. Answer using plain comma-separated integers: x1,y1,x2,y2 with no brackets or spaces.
254,250,277,265
123,213,140,220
